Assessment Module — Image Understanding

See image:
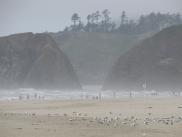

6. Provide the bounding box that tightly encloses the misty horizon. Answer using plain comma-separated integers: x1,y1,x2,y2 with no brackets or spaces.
0,0,182,36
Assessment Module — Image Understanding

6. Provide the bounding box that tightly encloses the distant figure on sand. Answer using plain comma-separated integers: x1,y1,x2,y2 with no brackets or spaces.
34,93,37,99
99,92,102,100
113,91,116,98
151,92,158,97
129,92,132,98
172,91,180,97
26,94,30,100
19,95,22,100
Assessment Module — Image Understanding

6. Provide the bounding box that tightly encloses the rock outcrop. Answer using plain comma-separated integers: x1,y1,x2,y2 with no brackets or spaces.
0,32,81,89
103,25,182,91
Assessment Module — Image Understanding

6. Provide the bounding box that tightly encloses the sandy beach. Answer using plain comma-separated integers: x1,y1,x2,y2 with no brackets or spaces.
0,97,182,137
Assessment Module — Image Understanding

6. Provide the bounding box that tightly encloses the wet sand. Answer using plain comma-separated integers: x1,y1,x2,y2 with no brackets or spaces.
0,97,182,137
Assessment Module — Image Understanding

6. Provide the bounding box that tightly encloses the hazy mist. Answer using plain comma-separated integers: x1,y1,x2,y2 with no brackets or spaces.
0,0,182,36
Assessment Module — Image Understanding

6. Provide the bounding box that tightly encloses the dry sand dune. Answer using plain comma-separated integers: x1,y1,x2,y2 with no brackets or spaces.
0,97,182,137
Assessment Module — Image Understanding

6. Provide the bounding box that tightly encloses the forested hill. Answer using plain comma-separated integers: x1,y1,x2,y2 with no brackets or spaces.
103,25,182,91
49,11,182,85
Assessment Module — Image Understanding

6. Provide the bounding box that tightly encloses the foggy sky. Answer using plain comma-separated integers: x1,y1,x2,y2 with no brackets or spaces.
0,0,182,36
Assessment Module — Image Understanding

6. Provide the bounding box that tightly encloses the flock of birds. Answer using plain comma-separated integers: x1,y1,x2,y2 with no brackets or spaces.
1,111,182,128
60,111,182,128
1,110,182,137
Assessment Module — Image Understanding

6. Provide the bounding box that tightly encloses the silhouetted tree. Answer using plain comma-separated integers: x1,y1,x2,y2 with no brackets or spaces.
102,9,111,32
87,14,92,24
67,11,182,33
95,11,101,24
121,11,126,26
84,14,92,32
71,13,80,32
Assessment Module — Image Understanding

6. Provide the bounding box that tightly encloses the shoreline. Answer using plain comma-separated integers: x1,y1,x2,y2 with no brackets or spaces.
0,97,182,137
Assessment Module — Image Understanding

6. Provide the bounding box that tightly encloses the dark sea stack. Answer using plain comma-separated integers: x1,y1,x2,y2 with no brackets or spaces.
103,25,182,91
0,32,81,89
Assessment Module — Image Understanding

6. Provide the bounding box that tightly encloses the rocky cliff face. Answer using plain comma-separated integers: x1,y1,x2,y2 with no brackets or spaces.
103,25,182,91
0,32,81,89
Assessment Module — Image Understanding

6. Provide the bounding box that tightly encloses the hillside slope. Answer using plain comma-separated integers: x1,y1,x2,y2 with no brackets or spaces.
103,25,182,91
0,33,81,89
